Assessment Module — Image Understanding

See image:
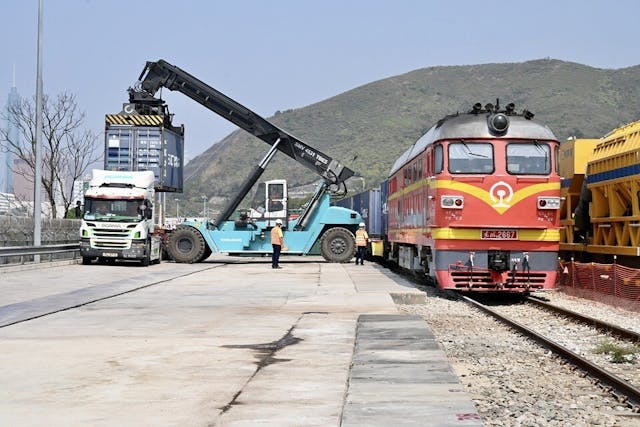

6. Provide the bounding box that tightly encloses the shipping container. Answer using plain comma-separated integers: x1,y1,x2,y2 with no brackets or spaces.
104,113,184,192
335,186,383,238
379,179,389,240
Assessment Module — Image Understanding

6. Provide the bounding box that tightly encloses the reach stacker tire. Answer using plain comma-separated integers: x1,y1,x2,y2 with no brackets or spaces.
167,225,207,263
319,227,355,263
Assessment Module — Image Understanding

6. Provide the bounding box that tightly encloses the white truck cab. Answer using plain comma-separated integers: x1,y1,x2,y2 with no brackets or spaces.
79,170,161,266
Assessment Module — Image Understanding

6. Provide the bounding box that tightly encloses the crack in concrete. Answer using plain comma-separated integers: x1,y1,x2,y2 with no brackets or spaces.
217,317,305,416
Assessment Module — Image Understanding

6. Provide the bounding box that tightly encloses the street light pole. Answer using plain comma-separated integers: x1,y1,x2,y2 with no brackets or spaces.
33,0,44,261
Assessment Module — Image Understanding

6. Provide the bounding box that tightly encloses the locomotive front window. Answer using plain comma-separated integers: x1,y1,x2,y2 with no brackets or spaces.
448,142,494,174
507,142,550,175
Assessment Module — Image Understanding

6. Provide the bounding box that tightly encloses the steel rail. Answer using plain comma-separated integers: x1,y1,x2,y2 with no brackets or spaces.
462,295,640,411
527,296,640,342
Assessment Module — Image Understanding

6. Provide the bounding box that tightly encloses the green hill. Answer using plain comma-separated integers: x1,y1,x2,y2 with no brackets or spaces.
180,59,640,215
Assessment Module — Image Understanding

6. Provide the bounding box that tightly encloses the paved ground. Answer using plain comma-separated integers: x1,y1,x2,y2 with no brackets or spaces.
0,256,481,426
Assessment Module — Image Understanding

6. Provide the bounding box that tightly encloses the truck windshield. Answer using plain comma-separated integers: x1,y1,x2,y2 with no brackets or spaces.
83,199,145,222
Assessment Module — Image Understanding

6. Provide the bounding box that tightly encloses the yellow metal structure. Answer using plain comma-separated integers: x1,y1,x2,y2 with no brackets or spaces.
558,137,599,251
370,240,384,257
105,114,164,126
586,120,640,256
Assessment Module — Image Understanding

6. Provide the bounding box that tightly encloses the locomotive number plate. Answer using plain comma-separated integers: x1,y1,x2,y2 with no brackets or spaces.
481,229,518,240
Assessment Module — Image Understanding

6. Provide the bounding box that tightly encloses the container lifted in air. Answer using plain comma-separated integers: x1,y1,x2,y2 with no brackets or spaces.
128,59,362,263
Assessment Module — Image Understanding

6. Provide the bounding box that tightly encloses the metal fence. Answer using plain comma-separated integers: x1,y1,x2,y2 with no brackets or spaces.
0,243,80,265
0,215,80,266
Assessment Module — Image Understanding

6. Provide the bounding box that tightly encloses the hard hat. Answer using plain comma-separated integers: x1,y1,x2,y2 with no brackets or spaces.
275,219,283,225
359,222,365,227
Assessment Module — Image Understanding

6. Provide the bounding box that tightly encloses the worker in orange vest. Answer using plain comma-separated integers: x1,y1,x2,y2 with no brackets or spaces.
271,219,284,269
354,222,369,265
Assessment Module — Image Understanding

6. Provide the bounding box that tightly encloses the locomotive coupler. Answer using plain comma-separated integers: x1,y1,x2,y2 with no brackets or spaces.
511,260,519,284
522,252,531,283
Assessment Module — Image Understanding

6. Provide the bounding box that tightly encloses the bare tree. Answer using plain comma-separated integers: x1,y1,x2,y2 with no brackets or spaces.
0,92,102,218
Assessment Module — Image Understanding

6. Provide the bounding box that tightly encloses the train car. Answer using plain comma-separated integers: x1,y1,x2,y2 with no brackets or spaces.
335,184,386,257
386,102,562,293
569,120,640,266
558,137,599,252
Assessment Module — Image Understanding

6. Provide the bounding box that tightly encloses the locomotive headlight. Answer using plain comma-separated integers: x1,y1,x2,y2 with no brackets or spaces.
441,195,464,209
488,113,509,135
537,196,561,209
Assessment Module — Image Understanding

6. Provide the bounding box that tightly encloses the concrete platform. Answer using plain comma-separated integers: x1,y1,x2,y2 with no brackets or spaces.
342,315,483,426
0,256,481,426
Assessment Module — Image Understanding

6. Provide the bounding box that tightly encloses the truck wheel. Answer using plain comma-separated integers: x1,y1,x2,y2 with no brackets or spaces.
82,256,92,265
319,227,355,263
167,226,206,263
140,241,151,266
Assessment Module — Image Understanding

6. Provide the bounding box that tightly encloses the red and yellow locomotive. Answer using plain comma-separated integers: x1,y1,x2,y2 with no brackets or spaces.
387,102,561,292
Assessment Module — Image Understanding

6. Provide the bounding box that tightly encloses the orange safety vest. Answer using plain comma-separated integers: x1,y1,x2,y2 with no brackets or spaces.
271,226,283,246
355,229,369,247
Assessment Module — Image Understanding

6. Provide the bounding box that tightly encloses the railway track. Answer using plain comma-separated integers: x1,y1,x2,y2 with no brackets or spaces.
463,295,640,411
526,295,640,342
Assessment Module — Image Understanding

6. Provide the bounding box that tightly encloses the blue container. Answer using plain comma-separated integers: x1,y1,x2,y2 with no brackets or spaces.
104,117,184,192
379,179,389,238
335,186,383,238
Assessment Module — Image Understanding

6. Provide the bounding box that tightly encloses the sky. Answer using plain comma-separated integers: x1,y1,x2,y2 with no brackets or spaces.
2,0,639,163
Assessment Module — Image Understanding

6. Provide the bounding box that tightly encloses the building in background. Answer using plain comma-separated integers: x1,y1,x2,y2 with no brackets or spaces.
0,192,19,215
71,175,90,206
12,157,32,201
1,84,19,194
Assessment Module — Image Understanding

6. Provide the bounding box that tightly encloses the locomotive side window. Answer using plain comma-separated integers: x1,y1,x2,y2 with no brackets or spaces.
390,177,398,193
434,145,443,174
448,142,494,174
507,142,550,175
426,149,433,175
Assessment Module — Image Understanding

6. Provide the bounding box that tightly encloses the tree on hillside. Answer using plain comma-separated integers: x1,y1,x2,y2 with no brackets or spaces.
0,92,101,218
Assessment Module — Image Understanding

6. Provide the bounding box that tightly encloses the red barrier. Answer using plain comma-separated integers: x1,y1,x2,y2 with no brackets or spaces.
557,260,640,311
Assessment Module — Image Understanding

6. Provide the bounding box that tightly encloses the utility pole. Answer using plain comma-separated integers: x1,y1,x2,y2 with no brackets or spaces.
33,0,44,261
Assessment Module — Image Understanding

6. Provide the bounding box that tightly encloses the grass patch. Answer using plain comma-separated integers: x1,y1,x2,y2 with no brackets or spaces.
594,341,640,364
